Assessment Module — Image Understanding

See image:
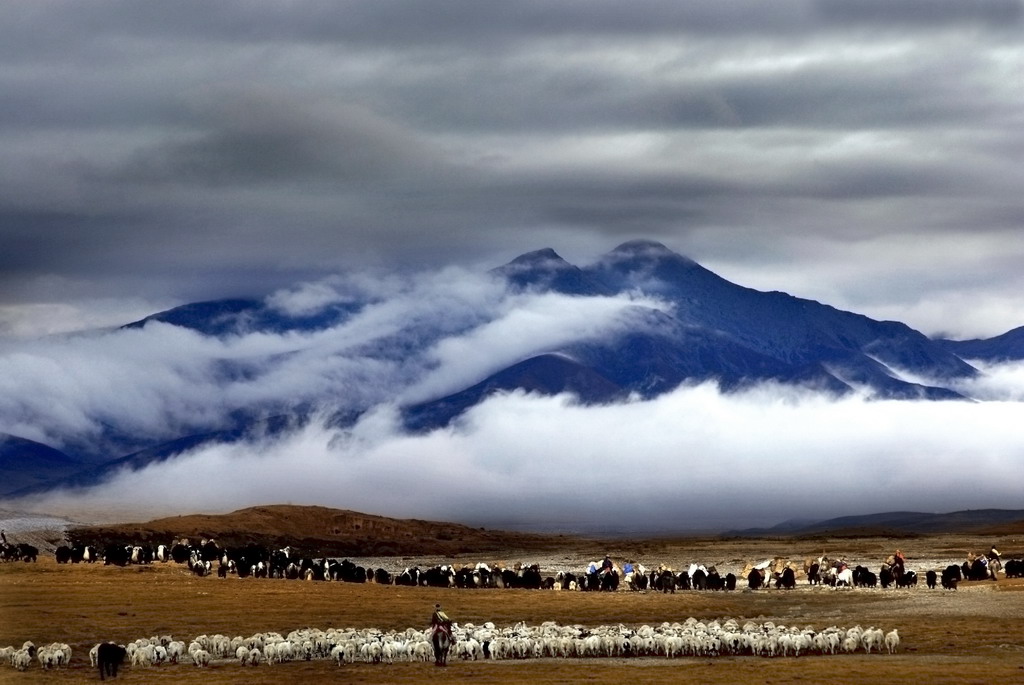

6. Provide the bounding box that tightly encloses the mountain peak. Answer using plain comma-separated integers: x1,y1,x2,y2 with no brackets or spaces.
494,248,613,296
502,248,569,269
604,240,697,265
613,238,670,251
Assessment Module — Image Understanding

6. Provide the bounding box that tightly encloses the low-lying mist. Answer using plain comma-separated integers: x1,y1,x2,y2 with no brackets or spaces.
16,371,1024,533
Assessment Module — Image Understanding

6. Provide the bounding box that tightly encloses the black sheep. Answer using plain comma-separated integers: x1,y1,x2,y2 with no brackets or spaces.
97,643,127,680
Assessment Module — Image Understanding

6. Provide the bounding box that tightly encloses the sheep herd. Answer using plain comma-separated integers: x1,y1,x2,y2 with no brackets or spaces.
0,618,901,673
1,642,72,671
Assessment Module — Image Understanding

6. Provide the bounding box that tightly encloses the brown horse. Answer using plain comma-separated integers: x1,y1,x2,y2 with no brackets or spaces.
431,625,452,666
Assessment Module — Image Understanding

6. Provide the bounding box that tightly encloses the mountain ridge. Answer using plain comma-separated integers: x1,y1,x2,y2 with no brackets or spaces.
3,240,1022,499
60,504,1024,552
725,508,1024,537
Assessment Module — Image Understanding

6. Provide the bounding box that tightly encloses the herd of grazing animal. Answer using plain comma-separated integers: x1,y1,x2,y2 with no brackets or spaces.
41,536,1023,596
0,642,72,672
1,620,901,675
0,542,38,563
3,534,1020,674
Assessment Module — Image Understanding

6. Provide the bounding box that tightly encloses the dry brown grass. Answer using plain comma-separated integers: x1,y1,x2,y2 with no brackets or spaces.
3,534,1024,684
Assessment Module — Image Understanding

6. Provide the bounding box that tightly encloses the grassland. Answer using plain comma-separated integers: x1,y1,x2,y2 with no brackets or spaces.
2,531,1024,684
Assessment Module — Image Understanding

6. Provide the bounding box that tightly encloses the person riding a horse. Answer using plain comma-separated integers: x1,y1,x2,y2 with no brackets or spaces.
429,603,453,666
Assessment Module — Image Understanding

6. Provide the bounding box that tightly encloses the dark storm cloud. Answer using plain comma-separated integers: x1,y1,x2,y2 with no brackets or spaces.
1,1,1023,339
113,91,444,187
814,0,1023,26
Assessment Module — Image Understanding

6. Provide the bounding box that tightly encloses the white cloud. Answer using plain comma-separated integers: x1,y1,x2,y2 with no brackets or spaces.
18,378,1024,532
952,360,1024,401
401,290,672,404
0,268,669,456
264,277,355,317
0,298,170,339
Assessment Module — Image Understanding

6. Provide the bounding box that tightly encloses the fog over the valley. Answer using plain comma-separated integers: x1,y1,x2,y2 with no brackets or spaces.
3,268,1023,532
15,377,1024,532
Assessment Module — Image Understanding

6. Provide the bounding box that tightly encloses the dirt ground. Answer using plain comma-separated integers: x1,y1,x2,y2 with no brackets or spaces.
1,533,1023,684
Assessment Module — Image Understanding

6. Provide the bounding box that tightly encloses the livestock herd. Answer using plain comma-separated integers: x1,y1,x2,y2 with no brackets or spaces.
2,534,1020,674
37,537,1024,595
2,618,902,676
0,541,38,563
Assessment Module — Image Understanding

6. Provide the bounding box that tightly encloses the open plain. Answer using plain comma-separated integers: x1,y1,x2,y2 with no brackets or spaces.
1,521,1023,684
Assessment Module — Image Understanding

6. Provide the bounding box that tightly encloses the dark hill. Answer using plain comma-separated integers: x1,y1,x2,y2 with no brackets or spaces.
936,325,1024,362
69,504,582,557
123,297,361,336
727,508,1024,537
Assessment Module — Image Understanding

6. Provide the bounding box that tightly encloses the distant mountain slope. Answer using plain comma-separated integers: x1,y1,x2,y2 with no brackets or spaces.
0,434,82,497
728,509,1024,537
936,325,1024,362
406,240,973,428
123,297,361,335
6,416,303,498
404,353,626,431
582,241,976,385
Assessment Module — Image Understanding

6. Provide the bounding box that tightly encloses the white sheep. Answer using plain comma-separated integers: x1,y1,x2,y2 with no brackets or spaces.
35,642,71,668
191,649,211,667
248,647,262,666
885,629,900,654
131,644,154,667
166,641,186,663
37,646,57,669
11,649,32,671
862,628,884,654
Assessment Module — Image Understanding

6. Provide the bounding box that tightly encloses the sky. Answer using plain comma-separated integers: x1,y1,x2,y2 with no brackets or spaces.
2,0,1023,340
2,2,1024,531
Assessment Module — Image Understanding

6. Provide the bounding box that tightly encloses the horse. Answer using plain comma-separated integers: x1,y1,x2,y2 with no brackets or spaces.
431,625,452,666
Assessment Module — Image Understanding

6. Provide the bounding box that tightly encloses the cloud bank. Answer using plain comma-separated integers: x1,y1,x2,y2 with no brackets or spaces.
19,378,1024,532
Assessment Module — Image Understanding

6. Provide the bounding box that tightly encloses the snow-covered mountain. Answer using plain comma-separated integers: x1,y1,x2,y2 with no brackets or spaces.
2,240,1020,498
